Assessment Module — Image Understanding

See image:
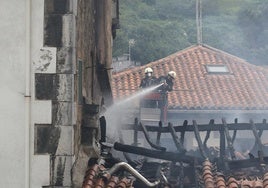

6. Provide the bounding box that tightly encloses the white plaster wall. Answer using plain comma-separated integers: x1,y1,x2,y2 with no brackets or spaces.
0,0,51,187
0,0,27,187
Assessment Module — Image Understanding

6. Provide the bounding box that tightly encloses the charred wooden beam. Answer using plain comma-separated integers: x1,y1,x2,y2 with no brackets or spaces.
140,122,166,151
219,123,228,171
203,119,214,149
156,121,162,145
99,116,106,143
133,118,138,146
250,119,263,151
259,119,267,138
250,119,264,166
203,130,211,150
253,120,267,167
122,122,268,132
114,142,200,164
193,120,207,159
180,120,188,145
231,118,238,144
168,123,186,153
222,118,236,160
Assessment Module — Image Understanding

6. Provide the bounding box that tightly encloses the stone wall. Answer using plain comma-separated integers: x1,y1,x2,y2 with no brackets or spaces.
33,0,75,187
33,0,116,186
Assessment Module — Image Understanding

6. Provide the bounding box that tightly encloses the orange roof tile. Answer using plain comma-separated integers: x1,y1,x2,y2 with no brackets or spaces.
201,159,268,188
82,164,133,188
111,44,268,110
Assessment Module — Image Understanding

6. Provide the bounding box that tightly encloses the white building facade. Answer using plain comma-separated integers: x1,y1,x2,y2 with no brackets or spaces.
0,0,118,187
0,0,77,187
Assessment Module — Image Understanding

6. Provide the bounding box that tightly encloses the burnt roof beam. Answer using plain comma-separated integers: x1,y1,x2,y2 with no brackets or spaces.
231,118,238,144
156,121,162,145
193,120,207,159
222,118,236,160
114,142,200,164
122,121,268,132
203,119,214,149
168,123,186,153
140,122,166,151
180,120,188,145
250,119,265,168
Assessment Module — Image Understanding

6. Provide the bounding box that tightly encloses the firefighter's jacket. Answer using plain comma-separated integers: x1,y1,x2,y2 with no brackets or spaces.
140,76,157,88
157,76,174,92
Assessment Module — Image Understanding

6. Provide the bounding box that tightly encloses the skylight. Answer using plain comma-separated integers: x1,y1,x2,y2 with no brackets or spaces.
206,65,229,73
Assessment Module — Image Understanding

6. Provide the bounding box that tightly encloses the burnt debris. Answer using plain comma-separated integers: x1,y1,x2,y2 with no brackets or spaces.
82,118,268,187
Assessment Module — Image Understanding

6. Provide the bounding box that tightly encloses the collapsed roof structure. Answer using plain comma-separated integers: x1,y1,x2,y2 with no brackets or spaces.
81,45,268,188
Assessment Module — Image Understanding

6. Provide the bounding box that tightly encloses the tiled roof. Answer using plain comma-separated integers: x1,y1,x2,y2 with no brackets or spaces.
82,159,268,187
201,159,268,188
82,164,133,188
111,44,268,110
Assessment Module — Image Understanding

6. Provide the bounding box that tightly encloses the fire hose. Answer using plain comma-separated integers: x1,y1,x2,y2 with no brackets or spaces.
107,162,160,187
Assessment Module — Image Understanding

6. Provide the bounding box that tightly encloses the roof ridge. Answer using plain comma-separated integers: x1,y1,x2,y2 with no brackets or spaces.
202,44,249,61
201,44,268,72
148,44,200,66
113,44,267,75
146,43,256,68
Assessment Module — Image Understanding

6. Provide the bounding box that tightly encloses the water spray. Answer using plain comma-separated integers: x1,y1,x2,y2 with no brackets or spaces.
115,83,164,106
102,83,164,142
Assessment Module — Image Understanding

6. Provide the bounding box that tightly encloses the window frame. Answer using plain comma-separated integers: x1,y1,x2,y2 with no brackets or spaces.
205,64,230,74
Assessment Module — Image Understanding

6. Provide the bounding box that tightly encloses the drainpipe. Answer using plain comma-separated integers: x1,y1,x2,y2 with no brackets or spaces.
25,0,31,187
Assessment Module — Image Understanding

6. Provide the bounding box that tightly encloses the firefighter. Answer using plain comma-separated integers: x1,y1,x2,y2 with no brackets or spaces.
158,71,176,92
156,71,176,120
139,67,157,88
139,67,157,108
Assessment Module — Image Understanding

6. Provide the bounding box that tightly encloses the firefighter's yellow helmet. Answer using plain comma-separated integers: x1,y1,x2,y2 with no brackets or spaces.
168,71,176,79
145,67,153,74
